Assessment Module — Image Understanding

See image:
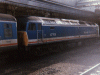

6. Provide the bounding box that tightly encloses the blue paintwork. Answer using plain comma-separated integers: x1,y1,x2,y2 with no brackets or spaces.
79,27,97,35
0,22,17,40
25,22,98,40
0,24,3,40
26,22,37,39
26,22,42,39
42,26,98,38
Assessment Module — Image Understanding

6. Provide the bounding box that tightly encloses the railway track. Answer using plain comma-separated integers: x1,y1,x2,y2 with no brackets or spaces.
0,38,100,75
79,63,100,75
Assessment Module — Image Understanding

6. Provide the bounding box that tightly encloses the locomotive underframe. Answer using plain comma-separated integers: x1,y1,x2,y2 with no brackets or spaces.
18,37,98,56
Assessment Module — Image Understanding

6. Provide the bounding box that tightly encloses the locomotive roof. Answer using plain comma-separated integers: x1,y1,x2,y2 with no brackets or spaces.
16,16,41,22
16,16,58,21
16,16,78,24
16,16,62,24
16,16,98,26
0,13,16,22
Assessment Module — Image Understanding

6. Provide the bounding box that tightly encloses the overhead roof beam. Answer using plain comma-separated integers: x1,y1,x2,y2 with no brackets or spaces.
0,0,96,21
76,1,100,7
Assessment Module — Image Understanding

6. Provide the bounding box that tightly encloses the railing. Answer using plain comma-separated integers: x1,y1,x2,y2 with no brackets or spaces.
37,30,44,43
0,0,95,19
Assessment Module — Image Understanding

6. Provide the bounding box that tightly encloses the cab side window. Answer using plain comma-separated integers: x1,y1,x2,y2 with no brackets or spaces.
38,24,41,30
4,23,13,38
28,23,36,30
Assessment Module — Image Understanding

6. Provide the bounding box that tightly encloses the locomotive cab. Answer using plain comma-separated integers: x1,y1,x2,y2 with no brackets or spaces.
27,22,42,42
17,16,43,47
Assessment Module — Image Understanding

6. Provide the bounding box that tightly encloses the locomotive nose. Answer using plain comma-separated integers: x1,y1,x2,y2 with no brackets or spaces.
17,31,28,46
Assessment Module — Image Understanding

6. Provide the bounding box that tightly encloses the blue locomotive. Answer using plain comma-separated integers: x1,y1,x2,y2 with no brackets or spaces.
17,16,99,53
0,13,17,52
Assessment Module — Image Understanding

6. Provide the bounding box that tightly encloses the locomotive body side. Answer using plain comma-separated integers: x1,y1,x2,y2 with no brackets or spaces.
41,24,98,43
0,13,17,52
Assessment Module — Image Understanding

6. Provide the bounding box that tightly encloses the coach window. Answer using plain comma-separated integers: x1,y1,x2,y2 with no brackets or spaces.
4,23,12,38
38,24,41,30
4,24,12,28
28,23,36,30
